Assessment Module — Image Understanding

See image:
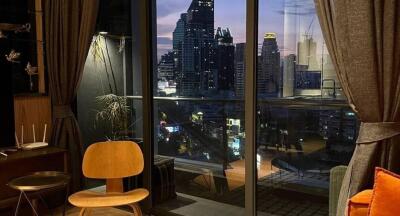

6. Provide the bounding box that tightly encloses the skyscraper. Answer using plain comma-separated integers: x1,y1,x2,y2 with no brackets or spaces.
283,54,296,97
178,0,216,96
297,35,318,70
295,35,322,96
173,13,187,93
173,14,187,51
260,33,281,97
234,43,245,97
215,27,235,91
158,51,175,81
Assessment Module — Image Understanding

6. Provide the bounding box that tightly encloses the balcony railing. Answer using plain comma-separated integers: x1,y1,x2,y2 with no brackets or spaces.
127,95,358,168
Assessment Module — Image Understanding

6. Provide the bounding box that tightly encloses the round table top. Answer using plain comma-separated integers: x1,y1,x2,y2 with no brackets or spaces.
8,171,70,191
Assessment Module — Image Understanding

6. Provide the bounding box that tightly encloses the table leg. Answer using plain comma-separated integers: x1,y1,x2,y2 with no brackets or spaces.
14,192,23,216
22,191,39,216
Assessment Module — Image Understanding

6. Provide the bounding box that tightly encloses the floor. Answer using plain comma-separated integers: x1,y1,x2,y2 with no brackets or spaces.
169,139,330,215
61,193,255,216
171,171,329,216
156,191,327,216
58,138,329,216
156,193,272,216
55,177,328,216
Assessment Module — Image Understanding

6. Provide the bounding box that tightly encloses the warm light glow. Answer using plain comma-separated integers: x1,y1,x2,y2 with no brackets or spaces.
264,32,276,39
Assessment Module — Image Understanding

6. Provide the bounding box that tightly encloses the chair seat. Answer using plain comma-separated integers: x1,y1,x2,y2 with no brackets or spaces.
68,188,149,208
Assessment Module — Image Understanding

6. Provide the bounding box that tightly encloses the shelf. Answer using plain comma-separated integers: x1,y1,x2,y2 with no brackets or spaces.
0,23,25,32
0,38,44,43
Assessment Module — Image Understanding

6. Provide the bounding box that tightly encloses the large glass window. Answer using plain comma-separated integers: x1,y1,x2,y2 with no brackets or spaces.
154,0,247,214
76,0,359,215
255,0,358,215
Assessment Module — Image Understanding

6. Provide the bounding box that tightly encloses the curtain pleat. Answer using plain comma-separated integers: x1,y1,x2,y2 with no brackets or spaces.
45,0,99,192
314,0,400,215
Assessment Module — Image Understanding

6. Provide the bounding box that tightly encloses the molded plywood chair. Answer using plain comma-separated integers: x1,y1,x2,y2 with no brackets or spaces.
68,141,149,216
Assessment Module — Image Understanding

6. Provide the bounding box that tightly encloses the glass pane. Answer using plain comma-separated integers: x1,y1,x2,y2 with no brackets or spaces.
154,0,247,214
256,0,358,215
77,0,143,189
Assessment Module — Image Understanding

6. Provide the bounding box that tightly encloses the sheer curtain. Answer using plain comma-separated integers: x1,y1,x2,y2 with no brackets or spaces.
314,0,400,215
45,0,99,192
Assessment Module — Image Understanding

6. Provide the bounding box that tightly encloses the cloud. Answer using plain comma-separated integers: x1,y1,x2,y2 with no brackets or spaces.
156,0,189,18
157,23,176,38
157,36,172,45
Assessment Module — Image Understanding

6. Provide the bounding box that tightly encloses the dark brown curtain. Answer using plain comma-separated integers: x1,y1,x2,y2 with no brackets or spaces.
45,0,99,192
314,0,400,215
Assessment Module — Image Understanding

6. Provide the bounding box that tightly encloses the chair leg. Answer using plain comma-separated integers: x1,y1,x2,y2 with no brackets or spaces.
129,203,142,216
79,208,87,216
86,208,93,216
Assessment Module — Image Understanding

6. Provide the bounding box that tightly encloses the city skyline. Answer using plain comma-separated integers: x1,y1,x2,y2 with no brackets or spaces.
157,0,324,58
157,0,341,99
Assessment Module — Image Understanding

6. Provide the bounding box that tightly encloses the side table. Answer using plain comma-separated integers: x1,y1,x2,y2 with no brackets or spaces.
8,171,70,216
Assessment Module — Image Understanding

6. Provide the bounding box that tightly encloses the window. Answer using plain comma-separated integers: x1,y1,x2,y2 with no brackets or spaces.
155,0,358,215
76,0,359,215
155,0,247,210
255,0,358,214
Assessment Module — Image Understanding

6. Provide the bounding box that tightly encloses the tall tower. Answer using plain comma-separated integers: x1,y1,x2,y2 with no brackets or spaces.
297,35,318,70
215,27,235,91
180,0,216,96
260,33,281,97
173,13,187,94
283,54,296,97
234,43,245,97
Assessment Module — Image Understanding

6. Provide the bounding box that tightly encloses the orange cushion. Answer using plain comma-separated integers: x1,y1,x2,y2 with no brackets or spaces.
368,168,400,216
348,189,373,216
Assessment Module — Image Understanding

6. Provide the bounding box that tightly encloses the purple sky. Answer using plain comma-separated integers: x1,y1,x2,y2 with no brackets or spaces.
156,0,324,58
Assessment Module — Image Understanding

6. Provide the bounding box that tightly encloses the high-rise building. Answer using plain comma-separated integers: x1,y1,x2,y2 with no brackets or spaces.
260,33,281,97
158,51,175,81
297,35,319,71
257,56,264,94
234,43,245,97
173,13,187,92
215,27,235,91
173,13,187,51
283,54,296,97
179,0,216,96
295,36,322,97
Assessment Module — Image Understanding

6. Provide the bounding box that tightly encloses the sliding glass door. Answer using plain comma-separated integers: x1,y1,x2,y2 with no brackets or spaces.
255,0,358,215
153,0,247,214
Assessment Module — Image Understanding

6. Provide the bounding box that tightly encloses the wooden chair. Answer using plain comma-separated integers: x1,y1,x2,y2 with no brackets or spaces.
68,141,149,216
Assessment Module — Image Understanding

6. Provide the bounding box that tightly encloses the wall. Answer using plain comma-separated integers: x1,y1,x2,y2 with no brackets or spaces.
14,95,51,144
77,36,130,147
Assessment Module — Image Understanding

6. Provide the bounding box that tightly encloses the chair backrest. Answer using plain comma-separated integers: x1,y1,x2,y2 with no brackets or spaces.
82,141,144,179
